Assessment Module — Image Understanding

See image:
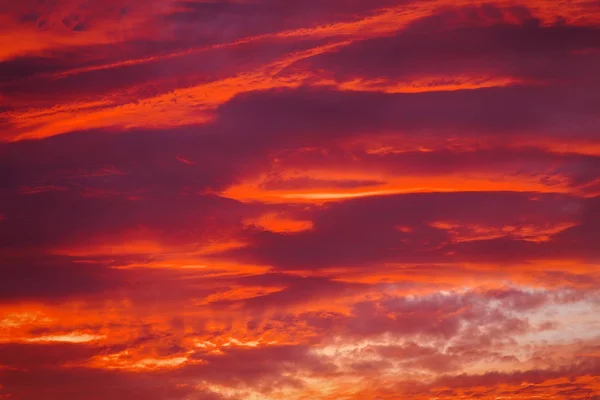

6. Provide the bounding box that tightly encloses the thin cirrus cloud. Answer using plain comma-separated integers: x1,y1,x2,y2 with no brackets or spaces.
1,0,600,399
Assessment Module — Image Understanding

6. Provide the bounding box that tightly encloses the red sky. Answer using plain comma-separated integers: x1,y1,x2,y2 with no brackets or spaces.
1,0,600,399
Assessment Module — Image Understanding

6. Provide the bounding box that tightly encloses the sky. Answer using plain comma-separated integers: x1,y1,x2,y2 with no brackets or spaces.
1,0,600,399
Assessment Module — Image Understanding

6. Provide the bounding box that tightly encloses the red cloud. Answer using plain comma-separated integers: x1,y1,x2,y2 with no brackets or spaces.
1,0,599,398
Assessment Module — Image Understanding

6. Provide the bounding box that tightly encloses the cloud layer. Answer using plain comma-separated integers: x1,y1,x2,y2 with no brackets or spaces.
1,0,599,399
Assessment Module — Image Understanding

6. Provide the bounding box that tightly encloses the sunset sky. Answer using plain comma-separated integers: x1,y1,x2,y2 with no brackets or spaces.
1,0,600,399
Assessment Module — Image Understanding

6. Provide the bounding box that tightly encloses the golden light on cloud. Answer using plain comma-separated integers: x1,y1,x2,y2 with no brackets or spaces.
86,351,193,371
24,333,106,344
244,213,314,233
196,285,287,305
223,173,574,203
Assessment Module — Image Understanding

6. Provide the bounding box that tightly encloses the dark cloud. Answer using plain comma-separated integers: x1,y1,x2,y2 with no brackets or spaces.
0,363,221,400
271,146,600,190
0,255,123,301
162,0,403,39
0,35,329,108
260,176,385,190
215,84,600,144
293,5,600,84
224,192,586,269
0,189,254,251
0,343,103,369
0,126,280,251
434,358,600,389
187,344,335,389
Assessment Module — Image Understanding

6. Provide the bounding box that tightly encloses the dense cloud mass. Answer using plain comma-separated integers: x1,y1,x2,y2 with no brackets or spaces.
0,0,599,399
